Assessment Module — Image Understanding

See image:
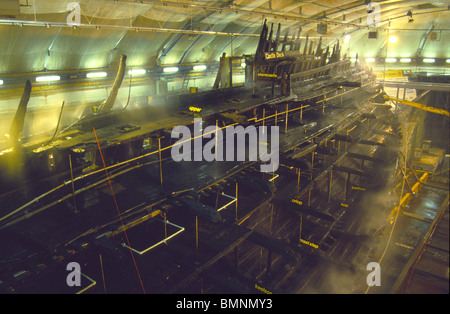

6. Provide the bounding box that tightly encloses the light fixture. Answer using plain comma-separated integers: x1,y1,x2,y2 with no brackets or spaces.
446,59,450,63
86,72,107,78
128,69,146,75
344,34,351,43
388,35,398,44
365,57,376,62
241,62,246,68
0,79,3,85
407,10,414,23
193,65,207,71
350,58,357,62
400,58,412,63
385,58,397,63
163,67,179,73
423,58,435,63
36,75,61,82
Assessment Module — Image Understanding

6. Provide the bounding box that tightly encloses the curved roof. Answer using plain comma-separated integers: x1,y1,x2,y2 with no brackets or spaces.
0,0,449,74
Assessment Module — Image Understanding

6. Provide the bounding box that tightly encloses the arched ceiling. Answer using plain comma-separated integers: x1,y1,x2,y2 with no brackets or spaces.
0,0,449,74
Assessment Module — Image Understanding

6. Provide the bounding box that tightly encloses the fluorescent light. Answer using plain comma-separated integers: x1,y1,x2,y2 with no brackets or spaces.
163,67,179,73
193,65,207,71
423,58,435,63
36,75,61,82
128,69,146,75
86,72,107,78
385,58,397,63
365,58,376,63
400,58,412,63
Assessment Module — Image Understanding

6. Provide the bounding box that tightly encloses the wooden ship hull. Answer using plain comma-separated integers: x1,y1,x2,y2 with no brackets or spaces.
0,21,400,294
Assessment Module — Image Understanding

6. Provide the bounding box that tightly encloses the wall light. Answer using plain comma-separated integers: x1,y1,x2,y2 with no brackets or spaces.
365,58,376,63
86,72,108,78
36,75,61,82
386,58,397,63
163,67,179,73
193,65,207,71
423,58,435,63
128,69,146,75
400,58,412,63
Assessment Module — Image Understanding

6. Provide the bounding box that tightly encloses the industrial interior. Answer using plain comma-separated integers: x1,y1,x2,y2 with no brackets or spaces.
0,0,448,294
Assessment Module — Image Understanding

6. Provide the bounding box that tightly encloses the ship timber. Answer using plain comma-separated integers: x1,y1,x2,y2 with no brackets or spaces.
0,20,394,294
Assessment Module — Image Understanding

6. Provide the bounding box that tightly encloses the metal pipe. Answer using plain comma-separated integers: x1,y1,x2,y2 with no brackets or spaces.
158,137,163,189
235,182,239,221
99,254,106,294
299,214,302,244
1,18,259,38
328,170,333,203
285,103,289,133
195,216,199,260
69,155,79,214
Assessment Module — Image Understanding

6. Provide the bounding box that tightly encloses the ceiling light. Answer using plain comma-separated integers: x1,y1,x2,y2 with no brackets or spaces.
344,35,351,43
163,67,179,73
36,75,61,82
193,65,207,71
385,58,397,63
423,58,435,63
400,58,412,63
86,72,107,78
128,69,146,75
365,58,376,63
388,35,398,44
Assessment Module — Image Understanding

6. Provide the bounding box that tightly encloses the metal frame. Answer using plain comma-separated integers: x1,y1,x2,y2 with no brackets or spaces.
121,219,185,255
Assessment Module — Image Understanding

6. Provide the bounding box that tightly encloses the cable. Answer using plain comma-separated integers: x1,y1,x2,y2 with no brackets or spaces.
93,127,146,294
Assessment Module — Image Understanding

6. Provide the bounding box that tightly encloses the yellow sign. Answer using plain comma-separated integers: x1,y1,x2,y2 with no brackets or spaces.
254,283,272,294
291,199,303,206
189,106,202,112
341,203,349,208
351,186,366,191
265,52,285,59
300,239,319,249
385,70,403,78
258,73,278,78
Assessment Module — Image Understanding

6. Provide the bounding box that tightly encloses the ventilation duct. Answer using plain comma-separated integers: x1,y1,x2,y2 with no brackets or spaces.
368,31,378,39
317,24,327,35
